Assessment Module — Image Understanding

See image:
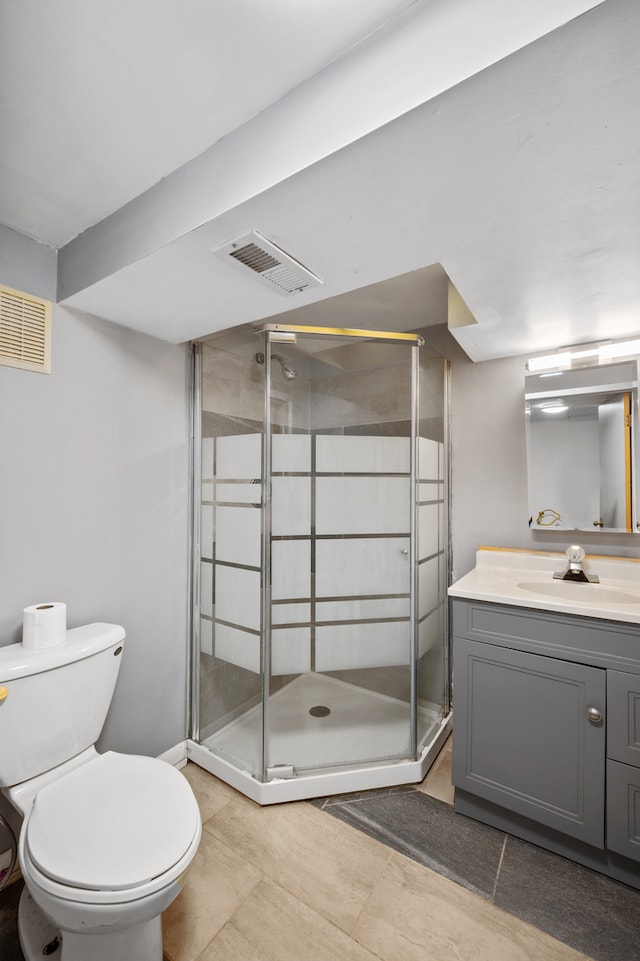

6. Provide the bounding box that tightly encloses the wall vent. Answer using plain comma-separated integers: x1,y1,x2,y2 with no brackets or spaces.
214,231,323,296
0,285,52,374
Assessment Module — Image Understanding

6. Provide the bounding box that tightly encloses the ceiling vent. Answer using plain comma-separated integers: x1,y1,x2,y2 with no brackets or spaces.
215,231,323,295
0,285,52,374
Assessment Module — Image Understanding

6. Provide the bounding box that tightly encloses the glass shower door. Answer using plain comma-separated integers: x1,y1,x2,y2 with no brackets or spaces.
263,329,417,776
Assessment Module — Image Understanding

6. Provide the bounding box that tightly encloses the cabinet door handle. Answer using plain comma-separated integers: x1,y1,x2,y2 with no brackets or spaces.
587,707,603,723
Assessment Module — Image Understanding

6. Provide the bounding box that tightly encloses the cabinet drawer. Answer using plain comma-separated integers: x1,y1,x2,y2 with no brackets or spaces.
451,599,640,669
608,671,640,767
606,759,640,863
453,637,605,847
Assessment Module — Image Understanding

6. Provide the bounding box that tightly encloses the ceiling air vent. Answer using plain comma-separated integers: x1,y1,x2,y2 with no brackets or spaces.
0,285,52,374
215,231,322,295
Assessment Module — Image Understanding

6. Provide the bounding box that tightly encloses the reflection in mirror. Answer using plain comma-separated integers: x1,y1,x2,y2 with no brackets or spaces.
525,360,638,533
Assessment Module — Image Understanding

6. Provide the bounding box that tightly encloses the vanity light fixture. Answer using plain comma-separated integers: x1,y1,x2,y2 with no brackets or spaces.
599,338,640,360
528,337,640,373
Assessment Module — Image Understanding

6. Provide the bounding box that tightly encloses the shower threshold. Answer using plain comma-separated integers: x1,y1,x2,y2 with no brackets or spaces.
188,673,452,804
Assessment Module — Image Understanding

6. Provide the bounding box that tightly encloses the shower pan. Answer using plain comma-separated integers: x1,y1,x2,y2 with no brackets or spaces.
188,323,451,803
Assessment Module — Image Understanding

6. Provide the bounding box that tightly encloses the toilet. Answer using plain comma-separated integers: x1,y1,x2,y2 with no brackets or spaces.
0,622,201,961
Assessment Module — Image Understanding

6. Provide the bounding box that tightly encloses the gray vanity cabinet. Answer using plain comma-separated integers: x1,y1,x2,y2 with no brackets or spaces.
453,637,605,846
452,599,640,887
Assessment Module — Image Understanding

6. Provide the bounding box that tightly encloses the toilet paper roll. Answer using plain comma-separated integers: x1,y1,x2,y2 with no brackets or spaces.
22,602,67,650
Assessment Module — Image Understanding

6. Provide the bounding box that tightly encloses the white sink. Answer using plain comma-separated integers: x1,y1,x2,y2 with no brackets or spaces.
449,548,640,623
517,580,640,605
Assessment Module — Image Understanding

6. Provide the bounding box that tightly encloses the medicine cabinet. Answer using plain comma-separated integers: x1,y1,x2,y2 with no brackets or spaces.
525,360,639,533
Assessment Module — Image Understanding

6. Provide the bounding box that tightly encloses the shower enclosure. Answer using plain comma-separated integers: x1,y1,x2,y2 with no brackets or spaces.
188,323,451,803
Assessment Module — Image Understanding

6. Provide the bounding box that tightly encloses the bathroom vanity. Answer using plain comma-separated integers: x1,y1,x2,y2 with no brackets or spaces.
449,548,640,889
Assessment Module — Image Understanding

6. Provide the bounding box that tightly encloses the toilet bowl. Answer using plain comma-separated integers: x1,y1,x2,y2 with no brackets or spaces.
16,751,201,961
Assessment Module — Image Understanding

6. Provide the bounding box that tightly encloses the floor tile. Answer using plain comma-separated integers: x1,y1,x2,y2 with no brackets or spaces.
197,878,382,961
203,795,391,933
325,789,505,897
353,852,591,961
162,824,262,961
0,880,24,961
180,760,240,824
417,733,455,804
311,784,417,809
496,834,640,961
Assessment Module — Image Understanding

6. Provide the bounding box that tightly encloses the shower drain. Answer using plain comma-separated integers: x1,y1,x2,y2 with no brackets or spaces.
309,705,331,717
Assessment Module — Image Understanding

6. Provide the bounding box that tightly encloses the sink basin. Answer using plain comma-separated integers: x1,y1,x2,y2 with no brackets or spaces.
449,548,640,623
517,581,640,605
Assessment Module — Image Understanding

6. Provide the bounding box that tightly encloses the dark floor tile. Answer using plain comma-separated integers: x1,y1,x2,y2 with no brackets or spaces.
495,835,640,961
0,880,25,961
325,790,505,898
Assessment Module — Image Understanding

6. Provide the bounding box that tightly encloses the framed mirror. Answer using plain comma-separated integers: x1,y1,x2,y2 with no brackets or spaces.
525,360,639,532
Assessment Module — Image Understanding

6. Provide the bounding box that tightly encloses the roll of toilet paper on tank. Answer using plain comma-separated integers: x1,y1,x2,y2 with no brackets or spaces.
22,602,67,650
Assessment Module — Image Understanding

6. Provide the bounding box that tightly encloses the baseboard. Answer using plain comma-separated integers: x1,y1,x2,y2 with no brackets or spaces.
158,740,188,769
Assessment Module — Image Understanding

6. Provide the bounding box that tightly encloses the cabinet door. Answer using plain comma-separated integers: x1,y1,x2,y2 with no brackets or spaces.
453,638,606,846
607,759,640,863
607,670,640,767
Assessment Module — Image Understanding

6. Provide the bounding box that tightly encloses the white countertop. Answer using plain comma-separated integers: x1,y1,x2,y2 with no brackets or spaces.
448,547,640,624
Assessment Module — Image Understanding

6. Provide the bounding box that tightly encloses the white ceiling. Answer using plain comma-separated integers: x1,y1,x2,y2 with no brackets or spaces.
3,0,639,363
0,0,413,246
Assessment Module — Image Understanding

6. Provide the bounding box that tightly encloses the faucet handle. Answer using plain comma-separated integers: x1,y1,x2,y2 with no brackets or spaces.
566,545,586,564
554,545,599,583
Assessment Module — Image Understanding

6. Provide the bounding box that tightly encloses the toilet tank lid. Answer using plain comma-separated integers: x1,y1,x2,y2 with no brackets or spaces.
0,623,125,682
25,752,201,891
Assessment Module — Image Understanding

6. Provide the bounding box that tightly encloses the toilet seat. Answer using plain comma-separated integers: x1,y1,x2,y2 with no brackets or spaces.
22,752,200,902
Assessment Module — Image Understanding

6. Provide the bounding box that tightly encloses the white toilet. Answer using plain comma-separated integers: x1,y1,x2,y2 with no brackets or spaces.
0,622,202,961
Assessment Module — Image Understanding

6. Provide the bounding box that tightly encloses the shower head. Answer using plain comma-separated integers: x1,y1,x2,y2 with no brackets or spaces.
274,354,297,380
255,352,297,381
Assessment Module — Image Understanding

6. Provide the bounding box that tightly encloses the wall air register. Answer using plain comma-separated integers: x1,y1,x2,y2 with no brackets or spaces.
0,285,51,374
214,231,323,296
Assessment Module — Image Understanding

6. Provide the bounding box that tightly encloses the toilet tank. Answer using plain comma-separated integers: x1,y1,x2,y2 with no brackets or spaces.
0,623,125,788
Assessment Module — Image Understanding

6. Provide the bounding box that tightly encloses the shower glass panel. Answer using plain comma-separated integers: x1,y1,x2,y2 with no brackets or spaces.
264,330,415,776
416,350,449,753
192,323,450,801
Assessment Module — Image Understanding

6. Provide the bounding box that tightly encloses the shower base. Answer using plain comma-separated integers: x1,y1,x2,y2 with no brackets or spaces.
188,673,451,804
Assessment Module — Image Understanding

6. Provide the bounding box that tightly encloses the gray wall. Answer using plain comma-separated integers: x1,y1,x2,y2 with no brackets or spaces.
0,304,190,757
0,223,56,300
426,326,640,581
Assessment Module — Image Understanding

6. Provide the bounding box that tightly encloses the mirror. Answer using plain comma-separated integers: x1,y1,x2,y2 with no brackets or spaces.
525,360,638,533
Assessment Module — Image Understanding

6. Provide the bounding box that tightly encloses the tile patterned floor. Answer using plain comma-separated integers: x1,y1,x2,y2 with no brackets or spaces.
317,741,640,961
0,738,634,961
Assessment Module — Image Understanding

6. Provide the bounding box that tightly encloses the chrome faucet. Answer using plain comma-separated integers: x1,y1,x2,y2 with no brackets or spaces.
553,545,599,584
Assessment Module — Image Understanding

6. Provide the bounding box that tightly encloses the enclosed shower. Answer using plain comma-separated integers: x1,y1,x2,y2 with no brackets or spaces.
188,323,451,803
